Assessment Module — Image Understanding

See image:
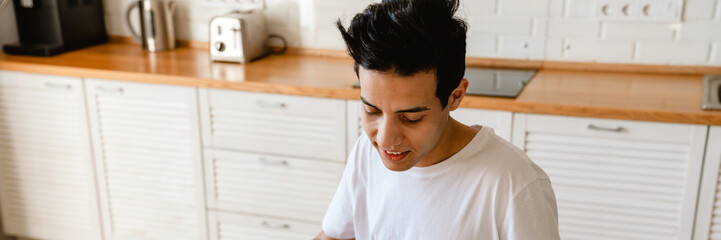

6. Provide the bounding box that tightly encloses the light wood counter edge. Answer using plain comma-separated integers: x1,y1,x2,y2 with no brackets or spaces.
459,97,721,126
0,60,362,100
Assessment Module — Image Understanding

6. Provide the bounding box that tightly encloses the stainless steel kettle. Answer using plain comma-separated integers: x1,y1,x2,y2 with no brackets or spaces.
125,0,176,52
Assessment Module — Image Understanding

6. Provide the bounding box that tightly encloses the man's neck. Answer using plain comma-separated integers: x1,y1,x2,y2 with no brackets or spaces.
415,118,479,168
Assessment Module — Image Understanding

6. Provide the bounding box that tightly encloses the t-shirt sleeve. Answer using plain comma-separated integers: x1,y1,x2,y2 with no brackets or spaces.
501,179,560,240
321,137,362,239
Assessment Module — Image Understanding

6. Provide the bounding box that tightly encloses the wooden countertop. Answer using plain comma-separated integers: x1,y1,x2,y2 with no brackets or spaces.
1,43,720,125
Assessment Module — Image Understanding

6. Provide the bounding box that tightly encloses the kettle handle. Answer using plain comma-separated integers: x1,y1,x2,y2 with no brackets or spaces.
168,1,176,14
0,0,9,10
125,1,143,45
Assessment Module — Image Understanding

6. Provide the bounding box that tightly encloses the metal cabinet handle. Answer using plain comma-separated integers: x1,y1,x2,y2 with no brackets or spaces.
588,124,625,132
261,220,290,229
96,86,124,93
44,82,71,90
256,100,286,108
258,157,288,165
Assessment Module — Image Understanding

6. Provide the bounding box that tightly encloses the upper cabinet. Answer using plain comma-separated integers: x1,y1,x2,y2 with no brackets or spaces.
0,71,102,240
694,126,721,240
513,113,708,240
84,79,207,240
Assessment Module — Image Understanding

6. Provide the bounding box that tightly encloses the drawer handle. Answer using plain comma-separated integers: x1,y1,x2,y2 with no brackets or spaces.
261,220,290,229
44,82,71,90
96,86,124,93
256,100,286,108
259,157,288,165
587,124,625,133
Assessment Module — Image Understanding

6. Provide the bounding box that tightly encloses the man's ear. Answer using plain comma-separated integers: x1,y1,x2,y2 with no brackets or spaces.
447,78,469,111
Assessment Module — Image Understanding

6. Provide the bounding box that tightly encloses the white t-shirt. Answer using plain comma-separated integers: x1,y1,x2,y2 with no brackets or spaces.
322,126,560,240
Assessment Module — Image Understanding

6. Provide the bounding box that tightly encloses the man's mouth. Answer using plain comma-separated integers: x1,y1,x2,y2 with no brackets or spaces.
382,149,410,161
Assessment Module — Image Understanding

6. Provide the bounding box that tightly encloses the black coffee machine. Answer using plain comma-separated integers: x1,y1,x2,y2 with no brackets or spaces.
2,0,108,56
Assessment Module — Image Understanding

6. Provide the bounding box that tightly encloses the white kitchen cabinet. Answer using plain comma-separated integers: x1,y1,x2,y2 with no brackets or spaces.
346,100,514,143
512,113,707,240
204,149,344,222
451,107,513,141
0,71,102,240
199,89,347,239
199,89,347,162
694,126,721,240
346,100,363,153
207,210,320,240
85,79,207,240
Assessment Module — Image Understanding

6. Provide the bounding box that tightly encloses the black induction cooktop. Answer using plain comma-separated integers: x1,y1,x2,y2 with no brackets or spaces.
350,67,537,99
464,67,536,98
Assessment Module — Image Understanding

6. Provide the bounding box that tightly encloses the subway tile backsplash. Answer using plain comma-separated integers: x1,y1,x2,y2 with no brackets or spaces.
0,0,694,66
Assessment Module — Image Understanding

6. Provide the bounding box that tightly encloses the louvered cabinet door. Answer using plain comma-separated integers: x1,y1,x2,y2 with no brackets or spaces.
347,100,362,154
451,108,513,141
85,79,207,240
694,126,721,240
199,89,347,162
512,113,707,240
204,149,344,222
0,71,102,240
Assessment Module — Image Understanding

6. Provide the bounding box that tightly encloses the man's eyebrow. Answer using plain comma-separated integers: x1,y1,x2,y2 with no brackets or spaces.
360,96,380,110
360,96,429,113
396,106,429,113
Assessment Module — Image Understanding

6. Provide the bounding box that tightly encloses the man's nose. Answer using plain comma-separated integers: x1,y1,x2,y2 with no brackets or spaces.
376,117,402,148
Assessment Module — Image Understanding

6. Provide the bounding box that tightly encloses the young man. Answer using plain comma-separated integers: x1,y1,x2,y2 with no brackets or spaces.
316,0,560,239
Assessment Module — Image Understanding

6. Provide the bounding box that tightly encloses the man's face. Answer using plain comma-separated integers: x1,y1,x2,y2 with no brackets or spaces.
359,67,451,172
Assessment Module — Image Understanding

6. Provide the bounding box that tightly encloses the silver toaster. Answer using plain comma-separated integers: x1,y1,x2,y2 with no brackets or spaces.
210,11,268,63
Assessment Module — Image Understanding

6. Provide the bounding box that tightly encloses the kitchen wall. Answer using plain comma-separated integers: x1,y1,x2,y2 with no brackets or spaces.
74,0,721,66
0,0,18,47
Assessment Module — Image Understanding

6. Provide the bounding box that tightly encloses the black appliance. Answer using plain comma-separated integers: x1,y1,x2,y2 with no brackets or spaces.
464,67,537,98
2,0,108,56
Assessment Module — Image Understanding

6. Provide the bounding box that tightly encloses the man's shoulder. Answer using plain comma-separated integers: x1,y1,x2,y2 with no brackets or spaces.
462,128,551,192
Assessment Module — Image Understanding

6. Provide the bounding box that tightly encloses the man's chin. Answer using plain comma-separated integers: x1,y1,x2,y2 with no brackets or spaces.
380,158,415,172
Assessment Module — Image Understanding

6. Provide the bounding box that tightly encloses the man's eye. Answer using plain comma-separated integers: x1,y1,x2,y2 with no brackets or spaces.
403,117,422,124
365,110,380,116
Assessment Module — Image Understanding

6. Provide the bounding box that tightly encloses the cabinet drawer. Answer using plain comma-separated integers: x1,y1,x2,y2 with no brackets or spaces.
209,211,319,240
201,89,347,162
205,149,344,222
522,114,697,143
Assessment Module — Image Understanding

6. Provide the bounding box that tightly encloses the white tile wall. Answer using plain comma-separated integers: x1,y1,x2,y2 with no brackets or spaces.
466,33,497,56
97,0,721,66
547,19,600,38
711,41,721,63
498,0,549,17
469,16,534,34
563,38,634,61
602,22,675,40
565,0,598,18
499,35,546,59
636,41,709,64
684,0,717,20
679,22,721,41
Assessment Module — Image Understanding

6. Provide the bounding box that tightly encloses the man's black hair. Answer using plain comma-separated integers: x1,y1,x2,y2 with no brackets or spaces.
336,0,467,108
